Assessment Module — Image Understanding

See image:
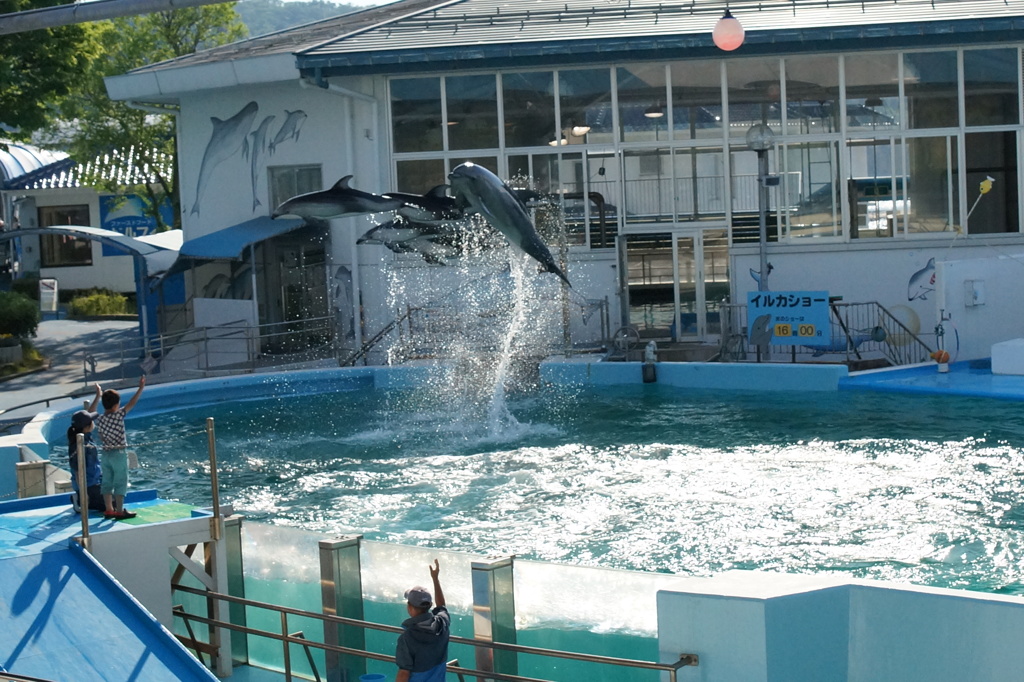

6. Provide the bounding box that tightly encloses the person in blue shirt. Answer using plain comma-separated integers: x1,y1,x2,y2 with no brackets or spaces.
67,410,105,513
395,559,450,682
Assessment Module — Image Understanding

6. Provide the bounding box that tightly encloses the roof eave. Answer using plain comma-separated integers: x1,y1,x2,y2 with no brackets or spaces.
297,17,1024,78
105,53,302,102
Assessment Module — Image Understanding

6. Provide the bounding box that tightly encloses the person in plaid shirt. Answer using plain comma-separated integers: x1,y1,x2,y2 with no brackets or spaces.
94,376,145,519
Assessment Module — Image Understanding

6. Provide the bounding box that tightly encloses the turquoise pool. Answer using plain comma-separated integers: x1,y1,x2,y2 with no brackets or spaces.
55,382,1024,594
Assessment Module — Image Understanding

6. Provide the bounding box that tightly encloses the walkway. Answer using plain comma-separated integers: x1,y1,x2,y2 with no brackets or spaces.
0,318,141,422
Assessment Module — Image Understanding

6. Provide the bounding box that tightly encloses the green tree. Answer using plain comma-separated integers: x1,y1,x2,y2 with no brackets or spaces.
49,6,247,231
0,0,97,137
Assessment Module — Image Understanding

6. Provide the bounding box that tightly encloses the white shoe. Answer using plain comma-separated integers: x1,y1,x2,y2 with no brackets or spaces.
71,492,81,513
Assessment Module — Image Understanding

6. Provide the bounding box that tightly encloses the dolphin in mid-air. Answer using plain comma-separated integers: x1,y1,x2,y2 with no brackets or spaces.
272,175,404,220
384,185,465,226
448,162,570,286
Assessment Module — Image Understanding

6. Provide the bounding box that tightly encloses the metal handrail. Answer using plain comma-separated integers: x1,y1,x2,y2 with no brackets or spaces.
172,584,697,681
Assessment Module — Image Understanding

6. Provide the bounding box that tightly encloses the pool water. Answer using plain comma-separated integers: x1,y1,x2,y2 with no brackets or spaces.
68,384,1024,594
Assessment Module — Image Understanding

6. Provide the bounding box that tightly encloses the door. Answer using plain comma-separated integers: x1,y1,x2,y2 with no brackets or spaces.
622,227,728,341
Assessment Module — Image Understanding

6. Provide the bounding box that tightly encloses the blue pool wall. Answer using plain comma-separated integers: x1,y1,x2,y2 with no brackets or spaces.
15,361,849,452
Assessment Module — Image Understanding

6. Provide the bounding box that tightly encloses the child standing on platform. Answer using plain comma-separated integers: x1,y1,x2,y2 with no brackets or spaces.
94,376,145,519
67,410,105,513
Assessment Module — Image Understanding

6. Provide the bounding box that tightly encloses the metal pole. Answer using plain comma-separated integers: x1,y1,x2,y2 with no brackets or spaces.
757,148,771,362
207,417,222,541
76,433,90,550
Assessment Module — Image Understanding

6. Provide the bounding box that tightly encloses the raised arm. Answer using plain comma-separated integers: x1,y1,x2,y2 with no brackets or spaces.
88,384,101,412
123,376,146,414
429,559,445,608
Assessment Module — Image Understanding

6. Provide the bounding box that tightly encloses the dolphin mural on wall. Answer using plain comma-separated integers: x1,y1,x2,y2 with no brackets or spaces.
269,110,307,154
448,161,570,285
191,101,259,216
271,176,405,220
908,257,936,300
248,115,276,212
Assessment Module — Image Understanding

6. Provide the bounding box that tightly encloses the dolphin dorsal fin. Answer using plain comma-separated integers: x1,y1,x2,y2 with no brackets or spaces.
334,175,354,190
426,185,450,198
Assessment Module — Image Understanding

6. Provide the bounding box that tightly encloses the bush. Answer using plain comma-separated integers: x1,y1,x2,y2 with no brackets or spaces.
0,291,40,338
11,277,39,300
67,290,131,317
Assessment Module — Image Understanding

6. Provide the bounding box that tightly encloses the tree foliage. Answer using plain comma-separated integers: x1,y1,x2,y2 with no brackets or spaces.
46,5,247,231
236,0,359,37
0,0,97,137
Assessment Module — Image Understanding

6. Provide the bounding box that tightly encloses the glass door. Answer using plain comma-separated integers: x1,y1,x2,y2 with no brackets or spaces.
623,227,728,341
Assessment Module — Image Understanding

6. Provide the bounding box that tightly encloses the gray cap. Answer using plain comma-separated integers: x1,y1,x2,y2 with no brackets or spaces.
404,586,432,607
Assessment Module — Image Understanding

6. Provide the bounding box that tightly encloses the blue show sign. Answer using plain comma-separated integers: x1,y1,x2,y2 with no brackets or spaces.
747,291,831,347
99,195,174,256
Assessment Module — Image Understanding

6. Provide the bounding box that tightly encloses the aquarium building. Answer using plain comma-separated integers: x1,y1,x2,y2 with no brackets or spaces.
105,0,1024,362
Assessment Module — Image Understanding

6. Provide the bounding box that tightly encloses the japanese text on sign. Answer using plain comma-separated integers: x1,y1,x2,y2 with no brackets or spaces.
747,290,831,347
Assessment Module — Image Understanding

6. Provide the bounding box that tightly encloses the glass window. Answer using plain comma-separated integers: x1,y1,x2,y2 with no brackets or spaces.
391,78,443,153
904,52,958,129
846,138,904,239
559,69,613,145
845,52,901,132
726,58,782,141
906,135,959,234
502,72,556,148
672,147,726,220
780,141,841,238
964,48,1020,127
39,205,92,267
965,131,1018,234
669,60,724,141
617,64,668,143
784,55,840,135
268,165,322,209
446,74,498,150
396,159,447,194
623,149,671,224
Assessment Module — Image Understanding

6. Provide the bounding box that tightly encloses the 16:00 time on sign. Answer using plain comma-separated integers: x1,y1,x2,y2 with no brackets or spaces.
774,323,819,338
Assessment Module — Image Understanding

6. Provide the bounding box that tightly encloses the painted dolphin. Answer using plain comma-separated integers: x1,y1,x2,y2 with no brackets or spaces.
384,185,465,226
191,101,259,216
908,257,936,301
271,176,404,220
248,114,276,212
805,325,887,357
749,314,773,346
268,109,307,154
447,162,570,286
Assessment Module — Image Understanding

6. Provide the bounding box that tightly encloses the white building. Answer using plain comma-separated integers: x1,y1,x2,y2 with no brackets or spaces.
104,0,1024,364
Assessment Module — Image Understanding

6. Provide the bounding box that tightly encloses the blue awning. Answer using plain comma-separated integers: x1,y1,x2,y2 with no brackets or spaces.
179,216,306,261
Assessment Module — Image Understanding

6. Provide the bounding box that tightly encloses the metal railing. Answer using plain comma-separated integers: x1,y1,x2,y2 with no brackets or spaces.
717,300,933,367
172,585,698,682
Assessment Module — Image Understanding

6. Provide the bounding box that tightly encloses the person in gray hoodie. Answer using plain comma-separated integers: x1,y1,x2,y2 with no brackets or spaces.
395,559,450,682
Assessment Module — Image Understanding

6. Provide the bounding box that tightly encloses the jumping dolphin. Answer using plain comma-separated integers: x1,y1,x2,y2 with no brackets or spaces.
357,219,458,265
271,176,404,220
447,162,570,286
384,185,465,226
191,101,259,216
248,114,276,212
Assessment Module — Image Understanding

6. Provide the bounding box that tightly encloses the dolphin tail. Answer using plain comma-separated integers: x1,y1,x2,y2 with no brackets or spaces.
252,196,262,211
547,263,571,287
268,141,276,155
190,202,200,216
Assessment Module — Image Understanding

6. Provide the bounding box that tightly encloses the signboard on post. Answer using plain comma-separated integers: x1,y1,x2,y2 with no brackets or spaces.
747,290,830,347
39,278,58,313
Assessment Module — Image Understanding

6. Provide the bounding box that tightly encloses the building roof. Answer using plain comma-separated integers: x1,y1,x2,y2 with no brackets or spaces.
0,142,68,185
3,147,173,191
296,0,1024,76
109,0,1024,100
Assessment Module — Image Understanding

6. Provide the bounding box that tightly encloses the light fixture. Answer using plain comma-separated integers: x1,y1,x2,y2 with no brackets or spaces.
644,103,665,119
712,9,744,52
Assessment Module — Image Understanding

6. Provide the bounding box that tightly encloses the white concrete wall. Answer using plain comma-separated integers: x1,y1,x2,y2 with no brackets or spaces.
658,571,1024,682
935,252,1024,361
